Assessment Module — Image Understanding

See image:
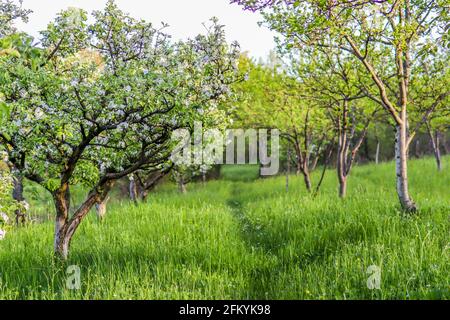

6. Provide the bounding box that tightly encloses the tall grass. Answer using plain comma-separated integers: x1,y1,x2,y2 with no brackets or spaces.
0,157,448,299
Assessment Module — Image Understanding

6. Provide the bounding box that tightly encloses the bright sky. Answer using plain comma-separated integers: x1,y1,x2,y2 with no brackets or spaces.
15,0,276,59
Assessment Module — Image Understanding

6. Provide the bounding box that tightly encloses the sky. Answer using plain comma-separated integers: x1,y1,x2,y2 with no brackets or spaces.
15,0,276,60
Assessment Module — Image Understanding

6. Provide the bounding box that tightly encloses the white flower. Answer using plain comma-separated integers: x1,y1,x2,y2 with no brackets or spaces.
108,101,117,109
125,85,131,92
0,229,6,240
35,107,44,119
21,201,30,212
143,69,149,75
0,212,9,223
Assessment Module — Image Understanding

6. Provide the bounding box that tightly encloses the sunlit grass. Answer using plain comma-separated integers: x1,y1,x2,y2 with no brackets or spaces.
0,157,448,299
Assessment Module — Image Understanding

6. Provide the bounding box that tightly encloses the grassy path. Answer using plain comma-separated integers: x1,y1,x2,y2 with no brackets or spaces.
0,158,448,299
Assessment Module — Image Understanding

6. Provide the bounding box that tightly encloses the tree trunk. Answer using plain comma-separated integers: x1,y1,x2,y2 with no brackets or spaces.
53,181,114,260
414,139,421,159
202,171,206,184
337,131,347,198
309,155,319,172
95,196,110,221
427,126,441,171
302,169,312,193
178,177,187,194
129,176,138,204
53,184,71,260
296,159,302,176
395,125,417,212
12,169,26,225
375,139,380,165
286,146,290,192
338,176,347,198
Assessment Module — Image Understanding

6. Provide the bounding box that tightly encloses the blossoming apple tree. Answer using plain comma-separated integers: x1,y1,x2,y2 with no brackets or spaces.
0,1,240,259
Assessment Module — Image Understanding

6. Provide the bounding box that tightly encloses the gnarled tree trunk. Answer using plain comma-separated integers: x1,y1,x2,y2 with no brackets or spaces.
53,183,71,260
53,181,114,260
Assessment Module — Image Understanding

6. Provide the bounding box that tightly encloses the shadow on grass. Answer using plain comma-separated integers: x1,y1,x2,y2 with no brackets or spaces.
225,182,378,298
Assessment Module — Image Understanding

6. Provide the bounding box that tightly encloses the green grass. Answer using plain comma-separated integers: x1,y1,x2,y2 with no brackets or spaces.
0,157,448,299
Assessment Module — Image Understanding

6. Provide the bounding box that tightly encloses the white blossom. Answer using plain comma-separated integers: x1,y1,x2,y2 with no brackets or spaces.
0,212,9,223
35,107,44,119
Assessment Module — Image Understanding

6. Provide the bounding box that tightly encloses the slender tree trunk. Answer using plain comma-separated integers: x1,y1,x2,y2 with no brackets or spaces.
338,176,347,198
310,154,319,172
427,125,441,171
129,176,138,204
202,171,206,185
95,196,110,221
12,169,26,225
286,146,290,192
313,144,334,197
302,168,312,193
178,177,187,194
337,130,347,198
395,125,416,212
296,160,301,176
375,139,380,164
414,139,421,159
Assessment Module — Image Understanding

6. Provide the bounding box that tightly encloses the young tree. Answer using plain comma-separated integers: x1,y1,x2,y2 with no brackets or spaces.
0,2,239,259
291,48,379,197
409,49,449,171
233,55,333,192
232,0,450,212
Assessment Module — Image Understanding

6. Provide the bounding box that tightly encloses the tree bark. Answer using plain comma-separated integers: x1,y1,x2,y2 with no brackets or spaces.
375,139,380,165
202,171,206,184
53,181,114,259
95,196,110,221
337,119,347,198
293,141,312,192
427,125,441,171
337,138,347,198
338,176,347,198
414,139,421,159
12,168,26,225
286,146,290,192
178,177,187,194
395,125,417,212
302,168,312,193
129,176,138,204
53,183,71,259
